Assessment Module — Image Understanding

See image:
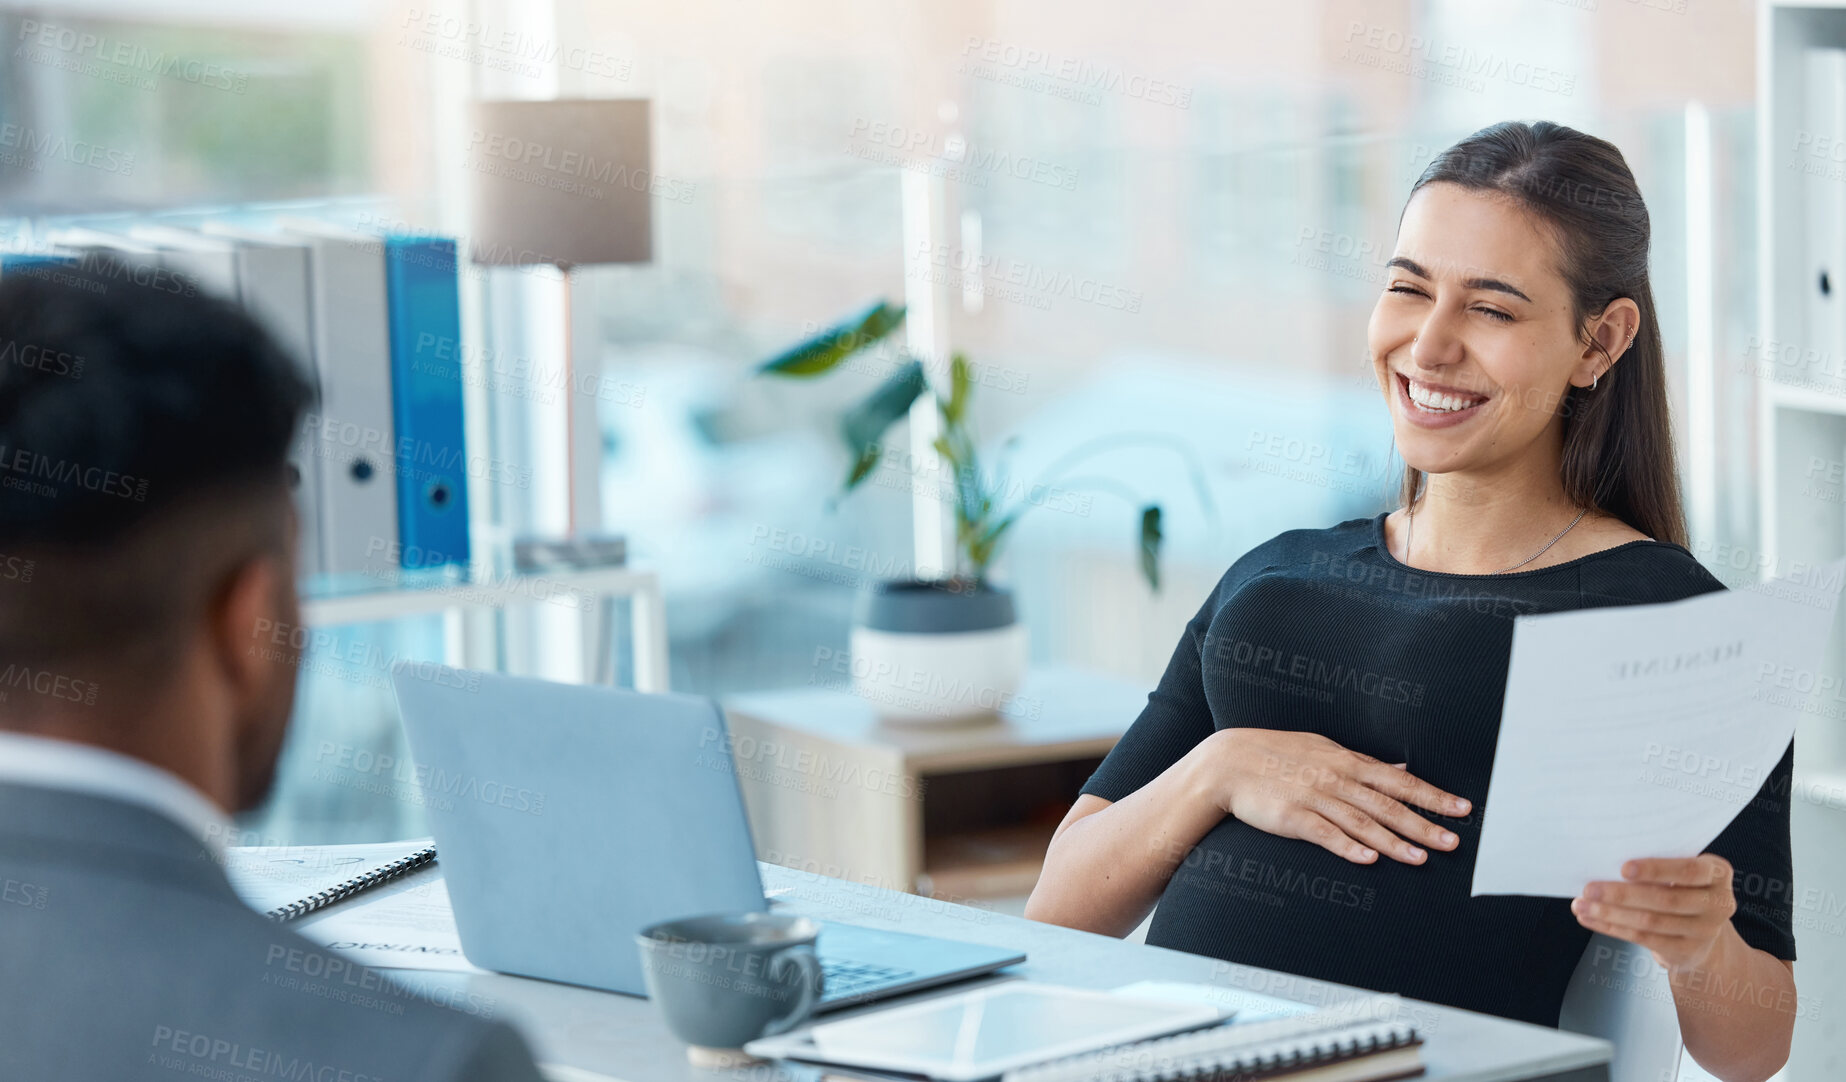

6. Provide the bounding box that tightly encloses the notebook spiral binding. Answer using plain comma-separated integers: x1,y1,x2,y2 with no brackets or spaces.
265,846,438,922
1004,995,1419,1082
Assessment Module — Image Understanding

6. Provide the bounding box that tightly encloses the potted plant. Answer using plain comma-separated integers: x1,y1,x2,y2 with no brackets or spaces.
758,300,1211,724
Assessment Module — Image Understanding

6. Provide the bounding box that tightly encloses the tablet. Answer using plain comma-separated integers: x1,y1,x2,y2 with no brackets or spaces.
746,982,1227,1082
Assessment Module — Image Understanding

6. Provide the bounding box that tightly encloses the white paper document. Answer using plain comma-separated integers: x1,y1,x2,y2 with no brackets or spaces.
1472,561,1846,898
290,867,485,973
222,841,482,973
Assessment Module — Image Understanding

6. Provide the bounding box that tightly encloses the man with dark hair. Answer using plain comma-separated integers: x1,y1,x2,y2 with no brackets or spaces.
0,261,545,1081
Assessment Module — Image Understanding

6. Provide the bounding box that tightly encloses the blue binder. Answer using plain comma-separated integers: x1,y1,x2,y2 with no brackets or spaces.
0,251,77,275
383,235,471,569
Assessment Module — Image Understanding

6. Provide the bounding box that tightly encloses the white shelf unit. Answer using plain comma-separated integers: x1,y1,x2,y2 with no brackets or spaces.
1761,0,1846,592
1761,2,1846,771
302,564,668,691
1760,7,1846,1082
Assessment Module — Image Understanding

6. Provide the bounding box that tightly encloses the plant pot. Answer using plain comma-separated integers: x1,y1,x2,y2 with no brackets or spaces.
848,579,1028,725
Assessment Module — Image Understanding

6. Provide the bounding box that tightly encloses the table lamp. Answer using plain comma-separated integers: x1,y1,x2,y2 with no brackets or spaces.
467,97,653,536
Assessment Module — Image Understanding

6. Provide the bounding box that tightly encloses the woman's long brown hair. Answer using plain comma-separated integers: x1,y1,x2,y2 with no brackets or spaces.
1399,120,1686,548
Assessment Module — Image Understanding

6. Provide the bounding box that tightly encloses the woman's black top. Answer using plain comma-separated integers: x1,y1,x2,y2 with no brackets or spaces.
1080,513,1797,1027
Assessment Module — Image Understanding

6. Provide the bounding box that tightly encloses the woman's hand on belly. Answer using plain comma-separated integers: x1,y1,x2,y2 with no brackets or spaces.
1209,728,1472,865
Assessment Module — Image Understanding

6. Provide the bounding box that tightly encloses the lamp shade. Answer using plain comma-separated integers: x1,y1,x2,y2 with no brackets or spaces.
466,98,653,267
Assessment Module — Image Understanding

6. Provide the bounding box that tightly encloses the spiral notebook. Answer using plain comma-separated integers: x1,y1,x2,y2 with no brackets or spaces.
1002,1004,1423,1082
747,984,1422,1082
221,839,439,922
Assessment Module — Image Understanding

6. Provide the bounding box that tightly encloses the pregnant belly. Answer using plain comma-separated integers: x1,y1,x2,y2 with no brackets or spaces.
1145,815,1584,1026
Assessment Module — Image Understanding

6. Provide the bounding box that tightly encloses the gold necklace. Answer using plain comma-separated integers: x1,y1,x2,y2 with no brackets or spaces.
1403,503,1590,574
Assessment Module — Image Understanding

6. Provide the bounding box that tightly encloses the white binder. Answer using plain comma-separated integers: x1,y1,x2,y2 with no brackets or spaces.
129,224,240,302
1803,48,1846,375
279,219,399,576
194,223,330,579
42,227,168,288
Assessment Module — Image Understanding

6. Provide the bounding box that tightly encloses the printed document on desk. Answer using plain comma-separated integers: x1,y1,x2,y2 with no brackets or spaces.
224,844,481,972
1473,560,1846,898
291,867,485,973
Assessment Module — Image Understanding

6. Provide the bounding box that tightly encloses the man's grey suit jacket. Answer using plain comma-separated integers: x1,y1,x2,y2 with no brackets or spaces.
0,781,546,1082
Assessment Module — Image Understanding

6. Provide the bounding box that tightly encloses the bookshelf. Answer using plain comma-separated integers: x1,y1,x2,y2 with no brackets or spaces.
303,563,667,691
1759,7,1846,1082
1759,2,1846,773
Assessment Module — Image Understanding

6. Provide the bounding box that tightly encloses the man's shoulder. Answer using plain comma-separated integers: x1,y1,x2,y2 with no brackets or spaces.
1,839,542,1082
150,898,545,1082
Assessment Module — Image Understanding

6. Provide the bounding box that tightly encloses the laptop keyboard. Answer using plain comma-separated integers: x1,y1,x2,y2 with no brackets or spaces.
820,959,915,1002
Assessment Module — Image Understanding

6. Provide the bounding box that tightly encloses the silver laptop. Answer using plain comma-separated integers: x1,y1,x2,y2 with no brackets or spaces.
389,663,1024,1010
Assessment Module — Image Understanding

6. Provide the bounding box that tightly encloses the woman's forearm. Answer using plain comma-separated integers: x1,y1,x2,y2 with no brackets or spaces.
1672,926,1796,1082
1024,732,1232,937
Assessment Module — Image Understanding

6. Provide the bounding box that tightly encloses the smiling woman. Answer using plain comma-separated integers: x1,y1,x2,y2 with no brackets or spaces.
1373,122,1677,569
1024,122,1797,1082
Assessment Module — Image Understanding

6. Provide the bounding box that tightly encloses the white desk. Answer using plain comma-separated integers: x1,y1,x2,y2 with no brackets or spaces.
361,863,1612,1082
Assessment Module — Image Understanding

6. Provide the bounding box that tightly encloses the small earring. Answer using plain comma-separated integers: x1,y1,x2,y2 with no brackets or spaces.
1591,371,1599,391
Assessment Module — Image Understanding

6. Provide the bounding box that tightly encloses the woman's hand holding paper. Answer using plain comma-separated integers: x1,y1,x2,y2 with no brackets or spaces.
1570,854,1737,972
